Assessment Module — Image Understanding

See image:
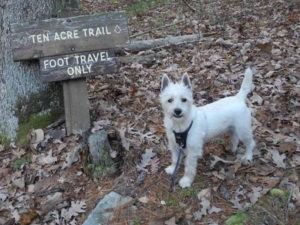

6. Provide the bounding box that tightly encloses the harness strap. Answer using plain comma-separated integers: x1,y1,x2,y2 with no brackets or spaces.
173,121,193,149
169,145,183,192
169,121,193,192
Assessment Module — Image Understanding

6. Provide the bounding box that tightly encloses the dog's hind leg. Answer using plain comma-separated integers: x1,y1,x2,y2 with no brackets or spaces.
241,135,255,163
235,110,255,163
238,126,255,163
230,128,239,153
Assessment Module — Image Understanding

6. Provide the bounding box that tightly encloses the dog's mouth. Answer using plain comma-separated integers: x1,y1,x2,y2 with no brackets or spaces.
173,114,183,119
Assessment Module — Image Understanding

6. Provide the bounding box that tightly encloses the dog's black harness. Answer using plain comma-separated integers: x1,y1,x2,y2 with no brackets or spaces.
173,121,193,149
169,121,193,192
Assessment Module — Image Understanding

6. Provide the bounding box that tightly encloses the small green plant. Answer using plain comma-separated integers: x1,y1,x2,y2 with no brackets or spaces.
225,189,295,225
216,138,226,145
133,218,141,225
155,13,167,27
169,24,177,34
131,19,141,27
245,189,294,225
225,212,247,225
11,156,32,171
166,195,180,208
180,187,196,198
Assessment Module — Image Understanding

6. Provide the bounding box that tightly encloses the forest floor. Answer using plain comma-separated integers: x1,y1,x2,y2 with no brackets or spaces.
0,0,299,225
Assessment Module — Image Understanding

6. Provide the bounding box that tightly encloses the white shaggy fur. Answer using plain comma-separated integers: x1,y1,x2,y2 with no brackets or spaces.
160,68,255,188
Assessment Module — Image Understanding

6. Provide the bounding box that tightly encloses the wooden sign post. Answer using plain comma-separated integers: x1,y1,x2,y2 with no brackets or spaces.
11,12,129,135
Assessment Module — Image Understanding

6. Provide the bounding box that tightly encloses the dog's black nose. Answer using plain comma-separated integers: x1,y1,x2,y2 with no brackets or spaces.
174,108,182,116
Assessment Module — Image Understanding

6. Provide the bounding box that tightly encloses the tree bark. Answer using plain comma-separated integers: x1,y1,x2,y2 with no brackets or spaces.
0,0,63,139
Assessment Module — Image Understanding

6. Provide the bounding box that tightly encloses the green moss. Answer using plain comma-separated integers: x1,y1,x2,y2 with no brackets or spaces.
85,146,117,179
13,82,63,144
17,110,62,145
15,84,63,124
0,135,11,147
270,188,286,197
86,163,116,179
11,156,32,171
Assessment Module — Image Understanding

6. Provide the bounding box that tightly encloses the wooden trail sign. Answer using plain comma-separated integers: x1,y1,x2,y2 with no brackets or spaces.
40,50,116,82
11,11,129,61
11,11,129,135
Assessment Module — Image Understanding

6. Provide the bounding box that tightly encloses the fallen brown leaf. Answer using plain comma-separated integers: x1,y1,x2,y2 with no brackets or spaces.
19,209,39,225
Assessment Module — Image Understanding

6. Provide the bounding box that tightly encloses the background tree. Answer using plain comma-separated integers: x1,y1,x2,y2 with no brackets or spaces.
0,0,63,140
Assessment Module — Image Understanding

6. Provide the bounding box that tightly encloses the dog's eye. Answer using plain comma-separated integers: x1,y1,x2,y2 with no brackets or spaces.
167,98,173,103
181,98,187,102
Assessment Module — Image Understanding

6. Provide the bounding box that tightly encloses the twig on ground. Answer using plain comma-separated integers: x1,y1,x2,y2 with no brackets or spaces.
46,118,65,129
182,0,197,12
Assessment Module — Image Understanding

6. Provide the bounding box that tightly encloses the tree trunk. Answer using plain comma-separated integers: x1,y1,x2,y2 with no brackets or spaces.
0,0,63,139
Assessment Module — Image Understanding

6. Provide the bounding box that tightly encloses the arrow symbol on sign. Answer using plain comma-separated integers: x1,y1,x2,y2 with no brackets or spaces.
114,25,121,34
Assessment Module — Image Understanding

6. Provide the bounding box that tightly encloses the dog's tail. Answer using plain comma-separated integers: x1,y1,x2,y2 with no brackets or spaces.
237,68,253,100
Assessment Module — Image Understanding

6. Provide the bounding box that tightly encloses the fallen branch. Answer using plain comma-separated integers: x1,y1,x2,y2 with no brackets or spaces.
116,52,167,65
115,34,203,53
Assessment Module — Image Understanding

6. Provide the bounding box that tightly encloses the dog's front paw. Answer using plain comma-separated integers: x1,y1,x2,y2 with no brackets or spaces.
165,165,176,174
241,154,253,165
179,176,192,188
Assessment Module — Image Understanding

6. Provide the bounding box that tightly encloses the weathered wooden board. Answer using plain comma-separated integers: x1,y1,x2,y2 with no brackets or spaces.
63,80,90,135
39,50,116,82
11,11,129,60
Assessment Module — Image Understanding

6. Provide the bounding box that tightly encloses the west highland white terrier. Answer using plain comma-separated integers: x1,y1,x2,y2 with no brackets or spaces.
160,68,255,188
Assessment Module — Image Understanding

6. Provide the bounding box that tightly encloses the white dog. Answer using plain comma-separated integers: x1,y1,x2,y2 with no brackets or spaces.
160,68,255,188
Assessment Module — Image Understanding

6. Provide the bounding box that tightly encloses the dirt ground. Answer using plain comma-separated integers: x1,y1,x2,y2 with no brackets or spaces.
0,0,299,224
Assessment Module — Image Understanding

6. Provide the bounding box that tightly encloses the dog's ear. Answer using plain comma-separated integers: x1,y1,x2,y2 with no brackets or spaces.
182,72,191,89
161,74,170,92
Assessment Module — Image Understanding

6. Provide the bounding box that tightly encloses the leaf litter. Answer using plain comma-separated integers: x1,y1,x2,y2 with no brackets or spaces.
1,0,299,224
